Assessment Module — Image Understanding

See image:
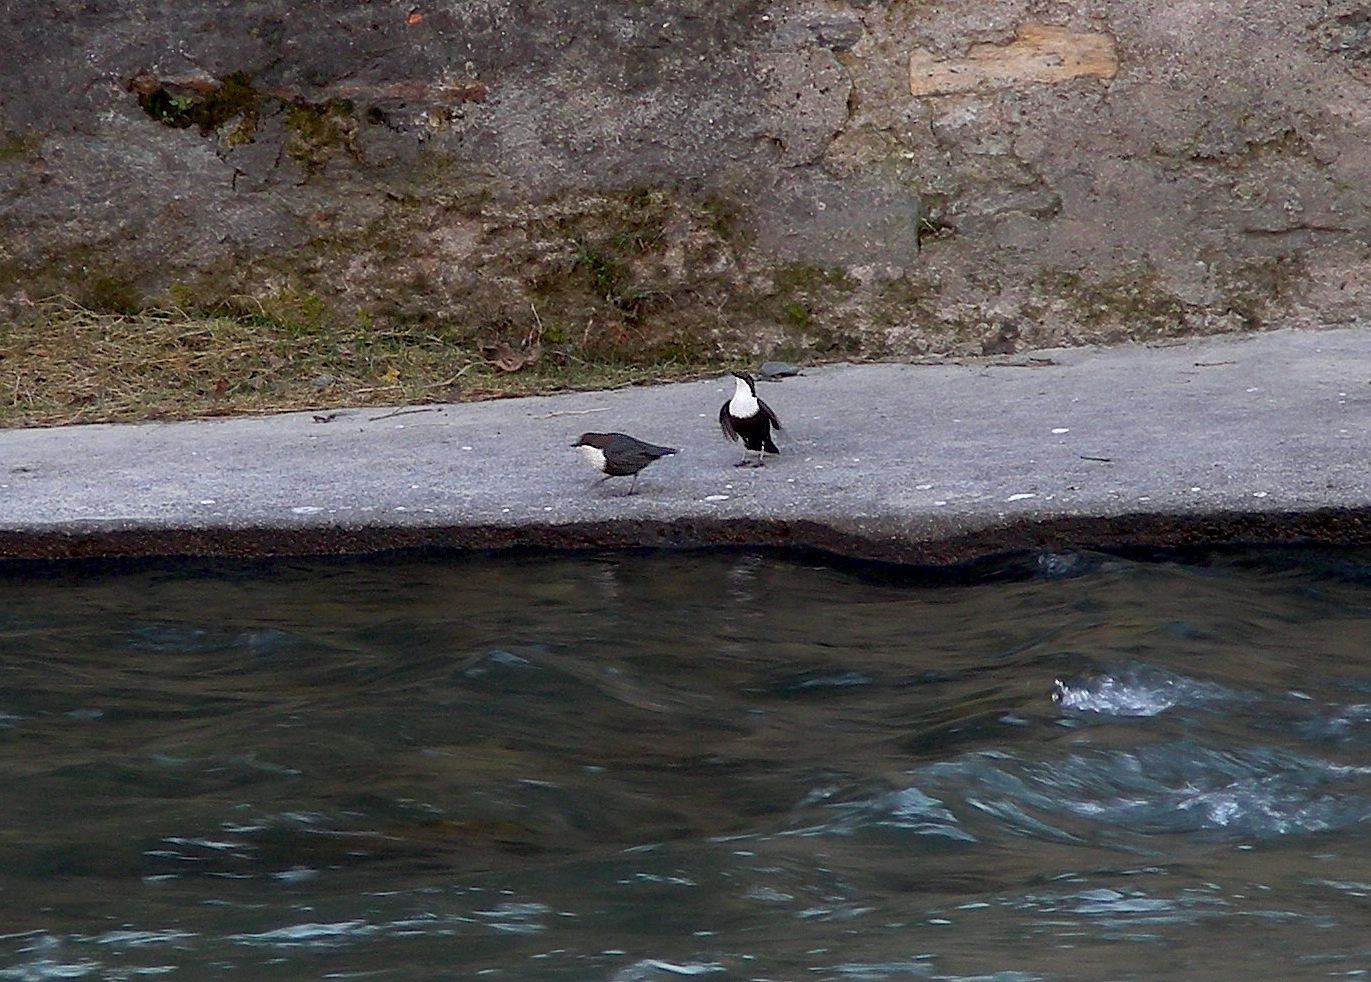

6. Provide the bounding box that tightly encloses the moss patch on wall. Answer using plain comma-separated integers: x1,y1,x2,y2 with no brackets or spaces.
736,261,865,357
1029,257,1305,341
1032,266,1191,339
0,241,147,315
0,181,906,426
131,70,264,145
0,151,1316,428
285,100,360,173
1211,254,1307,327
129,70,362,168
0,130,43,163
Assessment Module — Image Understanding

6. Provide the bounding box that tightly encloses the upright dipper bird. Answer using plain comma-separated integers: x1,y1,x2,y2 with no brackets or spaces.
572,432,678,495
719,371,782,467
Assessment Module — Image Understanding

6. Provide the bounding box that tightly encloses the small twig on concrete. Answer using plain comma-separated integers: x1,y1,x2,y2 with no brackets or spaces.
538,407,610,419
1194,360,1237,367
1079,454,1113,463
368,407,444,422
987,357,1059,368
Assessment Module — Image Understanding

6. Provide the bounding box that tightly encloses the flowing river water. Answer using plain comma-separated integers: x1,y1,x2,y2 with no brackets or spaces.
1,548,1370,980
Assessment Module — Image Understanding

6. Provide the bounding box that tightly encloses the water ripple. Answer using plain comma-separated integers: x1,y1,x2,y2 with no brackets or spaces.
1051,665,1239,717
917,743,1371,840
3,550,1371,979
228,921,381,948
610,960,726,980
785,785,974,842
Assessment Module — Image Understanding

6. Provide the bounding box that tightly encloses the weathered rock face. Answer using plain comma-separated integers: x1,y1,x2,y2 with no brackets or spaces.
1,0,1368,356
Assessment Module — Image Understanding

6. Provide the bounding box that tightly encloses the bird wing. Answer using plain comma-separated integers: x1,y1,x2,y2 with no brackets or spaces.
718,401,739,442
758,397,783,431
603,435,677,474
612,435,677,459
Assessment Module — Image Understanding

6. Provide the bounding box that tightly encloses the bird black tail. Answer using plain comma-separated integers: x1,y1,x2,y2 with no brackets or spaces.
763,435,780,455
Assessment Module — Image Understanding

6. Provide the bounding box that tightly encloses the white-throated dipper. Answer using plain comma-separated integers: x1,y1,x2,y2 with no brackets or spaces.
719,371,782,467
572,432,678,494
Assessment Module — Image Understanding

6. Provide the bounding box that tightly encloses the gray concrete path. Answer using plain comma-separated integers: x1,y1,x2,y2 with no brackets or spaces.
2,327,1369,561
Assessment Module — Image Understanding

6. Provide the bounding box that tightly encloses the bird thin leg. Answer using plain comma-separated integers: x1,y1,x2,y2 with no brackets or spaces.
755,448,766,467
626,473,639,495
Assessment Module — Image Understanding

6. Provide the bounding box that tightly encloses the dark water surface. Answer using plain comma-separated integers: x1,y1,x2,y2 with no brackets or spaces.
2,548,1371,980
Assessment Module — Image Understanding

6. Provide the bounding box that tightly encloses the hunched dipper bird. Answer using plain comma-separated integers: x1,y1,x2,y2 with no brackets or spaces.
719,371,782,467
572,432,678,495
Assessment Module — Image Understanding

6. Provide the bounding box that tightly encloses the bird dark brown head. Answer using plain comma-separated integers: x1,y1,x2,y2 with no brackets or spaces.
572,432,614,449
731,371,756,393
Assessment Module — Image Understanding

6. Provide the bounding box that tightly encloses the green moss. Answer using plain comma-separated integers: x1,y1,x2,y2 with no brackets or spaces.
518,189,685,337
132,71,365,166
150,262,337,339
781,301,812,329
869,274,936,329
257,289,331,335
783,314,865,356
0,245,144,314
565,238,658,318
773,262,858,294
571,241,624,301
876,275,929,307
1035,266,1189,337
699,194,750,245
136,71,263,143
1211,254,1307,327
164,282,198,310
82,274,142,315
725,260,867,357
616,187,670,248
284,100,359,174
0,130,43,163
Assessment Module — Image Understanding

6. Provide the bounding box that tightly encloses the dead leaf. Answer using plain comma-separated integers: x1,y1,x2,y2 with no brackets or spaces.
483,342,542,373
378,366,401,384
406,7,424,25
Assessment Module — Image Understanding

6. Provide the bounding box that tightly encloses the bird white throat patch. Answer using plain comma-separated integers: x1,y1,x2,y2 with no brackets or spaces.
729,377,760,418
577,445,608,472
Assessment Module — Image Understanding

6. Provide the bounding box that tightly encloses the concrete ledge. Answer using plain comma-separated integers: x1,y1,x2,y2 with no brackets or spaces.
2,327,1369,565
3,511,1371,569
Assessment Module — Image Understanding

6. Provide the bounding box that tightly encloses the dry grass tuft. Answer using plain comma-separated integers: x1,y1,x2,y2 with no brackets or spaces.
0,297,732,428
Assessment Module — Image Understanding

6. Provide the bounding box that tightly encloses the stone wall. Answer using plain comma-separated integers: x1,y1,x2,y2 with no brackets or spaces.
1,0,1368,357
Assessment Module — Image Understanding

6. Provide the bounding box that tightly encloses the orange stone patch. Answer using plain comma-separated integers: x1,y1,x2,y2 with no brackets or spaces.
909,23,1118,96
